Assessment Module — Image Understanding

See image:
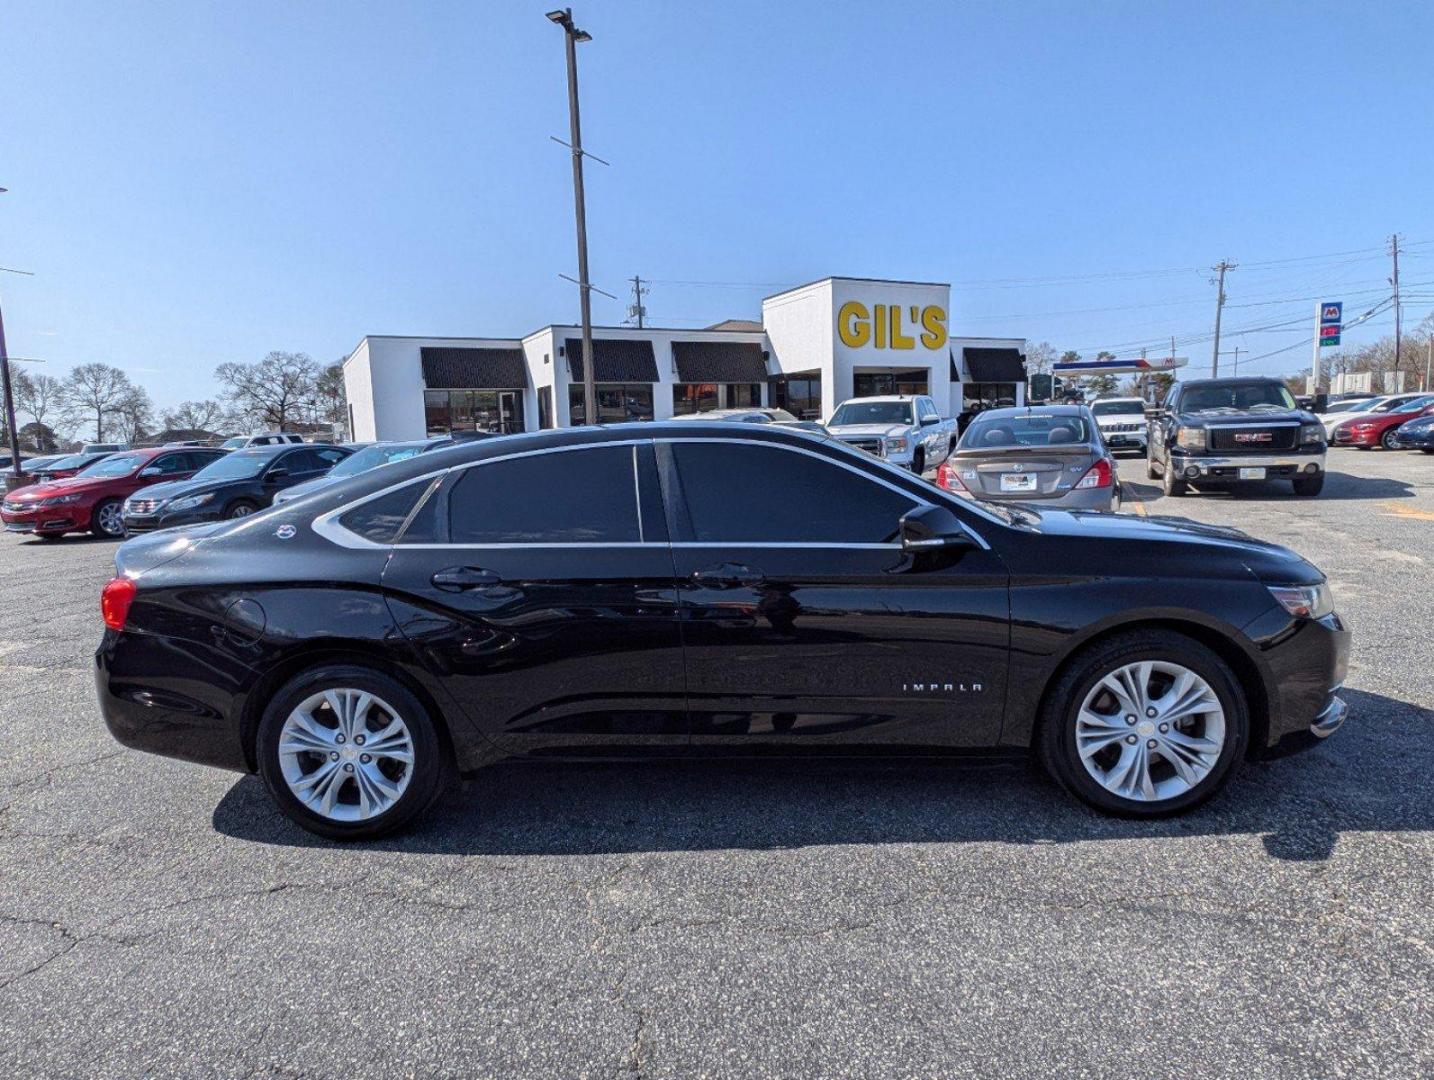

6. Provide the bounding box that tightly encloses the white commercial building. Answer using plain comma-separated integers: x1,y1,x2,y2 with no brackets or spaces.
343,276,1026,441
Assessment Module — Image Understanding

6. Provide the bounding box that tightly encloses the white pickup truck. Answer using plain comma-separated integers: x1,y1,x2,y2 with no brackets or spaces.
825,394,959,473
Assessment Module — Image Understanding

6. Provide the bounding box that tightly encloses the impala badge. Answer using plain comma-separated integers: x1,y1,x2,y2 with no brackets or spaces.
902,681,984,693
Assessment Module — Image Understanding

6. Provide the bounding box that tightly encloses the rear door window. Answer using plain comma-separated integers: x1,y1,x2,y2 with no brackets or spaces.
448,445,641,544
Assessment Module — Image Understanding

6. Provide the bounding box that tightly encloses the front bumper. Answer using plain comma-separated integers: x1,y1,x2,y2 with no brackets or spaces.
1170,449,1325,481
1332,429,1381,447
1,505,88,534
1388,429,1434,449
1099,430,1147,449
1244,606,1352,759
123,509,219,534
831,436,912,465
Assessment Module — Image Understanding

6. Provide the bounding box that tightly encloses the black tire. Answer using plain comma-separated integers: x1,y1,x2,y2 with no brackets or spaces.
1422,449,1434,455
1146,451,1159,481
256,664,452,841
225,500,260,520
1036,630,1248,818
911,449,925,475
1292,473,1324,496
1161,458,1188,497
37,532,65,542
89,497,125,538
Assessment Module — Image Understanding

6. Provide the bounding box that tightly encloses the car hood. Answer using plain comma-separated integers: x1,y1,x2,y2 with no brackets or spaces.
1094,414,1144,426
1176,407,1314,425
1020,506,1321,584
4,475,114,501
829,423,909,437
135,476,241,504
273,474,338,503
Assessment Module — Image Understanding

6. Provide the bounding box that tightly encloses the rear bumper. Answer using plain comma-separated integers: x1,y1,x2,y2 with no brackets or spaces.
972,485,1116,511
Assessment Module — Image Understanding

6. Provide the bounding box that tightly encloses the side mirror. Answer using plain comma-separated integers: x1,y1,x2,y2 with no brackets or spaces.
1143,404,1164,420
899,505,975,553
138,467,162,478
919,415,940,427
264,467,289,483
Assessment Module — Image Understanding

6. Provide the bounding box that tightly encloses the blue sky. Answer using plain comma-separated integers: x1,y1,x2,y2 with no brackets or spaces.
2,0,1432,411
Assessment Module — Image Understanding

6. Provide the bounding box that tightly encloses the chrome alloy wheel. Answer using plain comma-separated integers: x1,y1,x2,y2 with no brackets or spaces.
277,689,415,822
96,501,124,536
228,504,254,519
1074,661,1225,802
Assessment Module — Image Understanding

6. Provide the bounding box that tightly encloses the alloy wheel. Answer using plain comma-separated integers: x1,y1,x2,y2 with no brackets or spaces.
95,501,124,536
1074,660,1225,802
228,504,254,519
277,689,415,822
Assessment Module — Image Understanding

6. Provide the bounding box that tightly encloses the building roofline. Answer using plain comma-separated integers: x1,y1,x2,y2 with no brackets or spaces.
761,275,951,303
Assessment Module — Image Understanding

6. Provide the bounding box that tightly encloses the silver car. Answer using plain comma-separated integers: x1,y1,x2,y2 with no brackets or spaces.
938,404,1121,511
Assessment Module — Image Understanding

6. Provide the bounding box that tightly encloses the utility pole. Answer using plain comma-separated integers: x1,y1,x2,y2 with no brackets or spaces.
1229,346,1244,374
626,275,648,329
1210,260,1234,378
547,8,597,425
1390,233,1402,391
0,186,23,489
1425,338,1432,392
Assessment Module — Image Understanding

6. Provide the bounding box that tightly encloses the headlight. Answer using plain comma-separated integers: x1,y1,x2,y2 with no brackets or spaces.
167,492,214,512
1268,582,1334,619
1175,427,1206,450
1299,424,1324,445
39,493,84,507
884,437,909,453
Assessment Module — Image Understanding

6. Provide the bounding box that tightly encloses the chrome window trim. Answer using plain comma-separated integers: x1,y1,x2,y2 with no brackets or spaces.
311,434,990,553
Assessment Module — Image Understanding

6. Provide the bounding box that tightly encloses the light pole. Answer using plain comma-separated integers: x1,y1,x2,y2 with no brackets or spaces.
0,186,26,490
547,8,597,426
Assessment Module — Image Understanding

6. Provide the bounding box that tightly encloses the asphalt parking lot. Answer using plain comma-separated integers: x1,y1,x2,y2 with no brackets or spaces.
2,449,1431,1079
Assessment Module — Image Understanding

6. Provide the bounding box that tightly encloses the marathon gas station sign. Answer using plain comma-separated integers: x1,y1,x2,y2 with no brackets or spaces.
1319,302,1342,347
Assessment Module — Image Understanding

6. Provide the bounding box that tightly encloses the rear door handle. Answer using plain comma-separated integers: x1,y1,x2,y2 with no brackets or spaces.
430,566,503,592
691,563,765,589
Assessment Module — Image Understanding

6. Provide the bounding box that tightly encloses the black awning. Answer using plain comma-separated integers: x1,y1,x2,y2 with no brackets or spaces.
565,338,660,382
964,347,1026,383
420,347,528,389
671,341,769,383
949,349,960,382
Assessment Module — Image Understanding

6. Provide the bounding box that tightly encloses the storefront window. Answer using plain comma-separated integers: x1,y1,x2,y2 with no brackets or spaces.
673,383,720,415
727,383,761,408
425,389,526,435
538,387,553,429
569,383,654,426
772,375,822,420
854,370,929,398
963,383,1018,410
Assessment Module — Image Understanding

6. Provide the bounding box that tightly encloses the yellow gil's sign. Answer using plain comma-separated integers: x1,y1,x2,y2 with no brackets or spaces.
838,302,946,350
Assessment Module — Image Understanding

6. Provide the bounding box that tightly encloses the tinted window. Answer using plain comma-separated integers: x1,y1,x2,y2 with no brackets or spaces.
149,454,193,475
1090,399,1144,416
671,442,917,544
963,413,1091,448
449,446,640,544
339,480,431,544
77,453,147,478
830,401,914,426
1181,383,1296,411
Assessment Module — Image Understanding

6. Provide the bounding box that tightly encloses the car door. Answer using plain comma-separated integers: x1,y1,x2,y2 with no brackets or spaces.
661,434,1011,751
380,440,688,755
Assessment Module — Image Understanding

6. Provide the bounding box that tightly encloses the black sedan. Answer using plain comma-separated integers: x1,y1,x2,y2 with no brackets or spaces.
96,423,1350,839
121,443,352,532
1387,413,1434,452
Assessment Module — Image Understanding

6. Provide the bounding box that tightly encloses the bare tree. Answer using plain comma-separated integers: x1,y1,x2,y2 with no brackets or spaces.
162,399,228,433
315,362,347,432
1024,341,1057,377
112,385,156,444
61,363,134,442
13,371,67,443
215,351,320,432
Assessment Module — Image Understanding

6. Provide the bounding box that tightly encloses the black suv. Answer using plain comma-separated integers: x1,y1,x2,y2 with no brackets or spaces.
1147,377,1327,497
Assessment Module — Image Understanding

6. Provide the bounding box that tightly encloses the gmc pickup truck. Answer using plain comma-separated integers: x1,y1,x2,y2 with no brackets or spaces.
825,394,958,473
1147,376,1327,497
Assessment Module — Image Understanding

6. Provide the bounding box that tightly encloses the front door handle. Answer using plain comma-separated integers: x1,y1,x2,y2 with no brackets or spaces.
691,563,765,589
430,566,503,592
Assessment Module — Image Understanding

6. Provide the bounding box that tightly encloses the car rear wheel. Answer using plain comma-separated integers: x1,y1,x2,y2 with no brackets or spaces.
90,498,125,538
226,500,258,520
257,665,452,840
1037,631,1247,817
1292,473,1324,496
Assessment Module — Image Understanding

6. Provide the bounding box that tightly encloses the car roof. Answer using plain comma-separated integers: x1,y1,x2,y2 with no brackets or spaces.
226,442,318,458
1175,376,1286,388
969,404,1089,419
836,395,921,403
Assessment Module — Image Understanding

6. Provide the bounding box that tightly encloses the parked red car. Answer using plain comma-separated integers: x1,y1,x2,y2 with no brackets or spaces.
29,450,117,482
1331,396,1434,449
1,446,227,540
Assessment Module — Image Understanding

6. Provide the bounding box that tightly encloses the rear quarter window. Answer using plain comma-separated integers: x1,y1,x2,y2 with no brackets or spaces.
338,480,433,544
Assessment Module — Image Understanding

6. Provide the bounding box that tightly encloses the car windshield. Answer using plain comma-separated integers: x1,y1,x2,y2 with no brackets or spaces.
192,450,271,481
830,401,914,426
963,413,1091,449
220,437,248,449
1090,400,1144,417
329,444,424,478
75,453,147,478
1372,395,1434,414
41,454,89,470
1181,383,1296,412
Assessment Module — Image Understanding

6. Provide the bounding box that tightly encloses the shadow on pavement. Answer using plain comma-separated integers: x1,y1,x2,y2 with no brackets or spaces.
212,688,1431,861
1121,469,1414,505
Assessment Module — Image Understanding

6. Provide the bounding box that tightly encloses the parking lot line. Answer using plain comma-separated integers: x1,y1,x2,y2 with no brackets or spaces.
1122,482,1149,516
1381,501,1434,522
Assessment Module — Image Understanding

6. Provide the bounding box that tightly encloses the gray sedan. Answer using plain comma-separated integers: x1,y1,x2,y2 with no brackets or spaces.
937,404,1121,511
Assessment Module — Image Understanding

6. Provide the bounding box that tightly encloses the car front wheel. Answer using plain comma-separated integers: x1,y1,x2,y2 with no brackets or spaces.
1161,458,1188,496
1037,631,1247,817
90,498,125,538
257,665,452,840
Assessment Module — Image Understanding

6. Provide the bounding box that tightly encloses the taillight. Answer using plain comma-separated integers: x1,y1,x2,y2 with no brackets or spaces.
1075,458,1114,489
936,460,967,492
101,576,137,631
